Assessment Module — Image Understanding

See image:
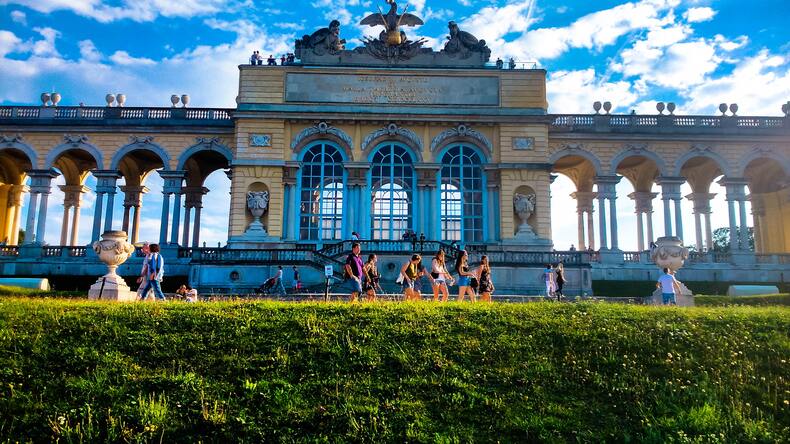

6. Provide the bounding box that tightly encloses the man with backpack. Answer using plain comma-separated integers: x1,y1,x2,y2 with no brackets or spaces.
138,243,166,301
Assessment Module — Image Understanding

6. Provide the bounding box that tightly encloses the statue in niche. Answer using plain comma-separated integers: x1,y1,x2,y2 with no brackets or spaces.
295,20,346,57
443,21,491,59
246,191,270,231
513,193,536,234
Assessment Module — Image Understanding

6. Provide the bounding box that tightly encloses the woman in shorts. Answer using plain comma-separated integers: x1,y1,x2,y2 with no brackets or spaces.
431,249,454,302
400,254,422,301
454,250,477,302
363,254,380,302
477,255,495,302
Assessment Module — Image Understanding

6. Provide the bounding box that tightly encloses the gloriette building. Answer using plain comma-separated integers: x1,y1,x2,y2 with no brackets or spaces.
1,2,788,295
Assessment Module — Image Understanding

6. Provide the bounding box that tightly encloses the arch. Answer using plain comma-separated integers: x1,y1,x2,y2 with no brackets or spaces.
438,143,486,242
176,138,233,170
431,125,492,162
673,146,732,177
297,141,346,241
0,138,38,167
737,147,790,177
45,140,104,170
609,144,667,176
361,124,423,162
290,122,353,160
368,142,417,240
367,140,419,164
549,144,604,176
110,139,171,170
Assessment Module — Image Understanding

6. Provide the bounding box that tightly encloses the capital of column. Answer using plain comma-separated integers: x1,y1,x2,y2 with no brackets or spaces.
570,191,597,212
415,163,441,189
59,184,91,208
718,177,748,201
594,175,621,199
628,191,659,213
158,170,187,194
183,186,209,209
283,162,300,186
656,176,685,200
119,185,149,207
93,170,122,194
685,192,716,214
345,162,370,187
748,193,766,217
26,169,59,194
483,165,501,190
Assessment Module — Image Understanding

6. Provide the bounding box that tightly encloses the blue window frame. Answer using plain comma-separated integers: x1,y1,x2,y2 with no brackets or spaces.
439,145,484,242
298,142,344,240
370,143,415,240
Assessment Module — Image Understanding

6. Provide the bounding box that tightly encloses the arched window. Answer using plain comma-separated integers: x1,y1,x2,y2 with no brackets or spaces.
439,145,484,242
299,142,345,240
370,143,415,240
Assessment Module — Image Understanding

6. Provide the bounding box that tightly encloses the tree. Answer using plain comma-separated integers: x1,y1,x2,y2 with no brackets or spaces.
711,227,754,253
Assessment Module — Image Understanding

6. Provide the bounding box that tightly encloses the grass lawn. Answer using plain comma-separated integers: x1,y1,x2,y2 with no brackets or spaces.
0,298,788,442
695,294,790,307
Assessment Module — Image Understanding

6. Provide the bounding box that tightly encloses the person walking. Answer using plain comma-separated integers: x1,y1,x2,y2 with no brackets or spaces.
400,254,422,301
138,243,166,301
455,250,476,302
477,255,495,302
431,249,454,302
136,242,153,300
543,264,555,299
363,253,381,302
344,242,365,302
292,266,301,291
274,265,287,295
555,262,565,300
656,268,681,305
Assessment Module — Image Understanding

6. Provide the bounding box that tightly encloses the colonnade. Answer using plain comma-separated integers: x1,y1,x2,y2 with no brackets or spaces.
570,174,756,252
17,168,210,248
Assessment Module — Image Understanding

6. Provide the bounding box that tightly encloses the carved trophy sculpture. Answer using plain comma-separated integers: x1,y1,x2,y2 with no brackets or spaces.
357,0,427,60
444,21,491,60
88,230,137,301
295,20,346,58
513,193,537,237
245,191,270,235
648,236,694,306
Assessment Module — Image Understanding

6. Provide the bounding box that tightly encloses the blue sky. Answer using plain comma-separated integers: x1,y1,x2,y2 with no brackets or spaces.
1,0,789,248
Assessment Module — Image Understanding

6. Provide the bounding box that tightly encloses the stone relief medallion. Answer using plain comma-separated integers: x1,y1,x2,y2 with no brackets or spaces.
513,137,534,150
250,134,272,147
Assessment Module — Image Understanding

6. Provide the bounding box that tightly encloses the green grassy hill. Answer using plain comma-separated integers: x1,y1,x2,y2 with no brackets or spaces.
0,299,787,442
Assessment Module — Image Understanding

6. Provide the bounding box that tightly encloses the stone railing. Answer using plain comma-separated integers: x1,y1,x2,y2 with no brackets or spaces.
0,106,233,125
185,248,311,263
550,114,788,134
0,246,18,257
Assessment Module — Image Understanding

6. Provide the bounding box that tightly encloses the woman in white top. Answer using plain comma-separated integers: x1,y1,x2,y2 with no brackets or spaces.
431,250,454,302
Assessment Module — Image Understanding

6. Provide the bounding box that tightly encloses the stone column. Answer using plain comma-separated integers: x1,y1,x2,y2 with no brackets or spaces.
484,167,500,243
345,163,369,239
60,185,88,246
596,193,608,250
92,170,121,234
23,191,38,245
657,177,684,239
159,170,187,246
629,191,657,250
595,176,621,250
284,163,299,241
91,191,104,242
749,194,765,254
738,197,749,251
10,185,26,245
703,211,713,252
686,193,715,252
183,186,208,248
119,185,147,244
571,191,597,250
416,163,441,241
720,178,747,251
26,169,59,244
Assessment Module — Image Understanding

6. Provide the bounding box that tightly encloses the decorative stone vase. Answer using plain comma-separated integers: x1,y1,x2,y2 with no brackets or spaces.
648,236,694,306
105,94,115,107
513,193,537,236
51,93,61,106
246,191,269,232
116,94,126,107
180,94,190,107
88,230,137,301
40,93,50,107
170,94,180,107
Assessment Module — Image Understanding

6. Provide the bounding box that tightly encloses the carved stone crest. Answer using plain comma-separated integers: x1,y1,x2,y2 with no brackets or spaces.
195,137,221,146
129,135,154,145
0,134,24,145
63,134,89,146
290,121,352,151
430,124,492,153
249,134,272,147
362,123,422,153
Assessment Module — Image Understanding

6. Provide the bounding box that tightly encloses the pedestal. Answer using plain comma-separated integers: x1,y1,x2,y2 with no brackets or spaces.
88,274,137,301
646,282,694,307
502,224,553,249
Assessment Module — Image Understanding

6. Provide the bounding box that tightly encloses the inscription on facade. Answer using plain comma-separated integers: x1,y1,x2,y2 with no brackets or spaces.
285,73,499,106
513,137,534,150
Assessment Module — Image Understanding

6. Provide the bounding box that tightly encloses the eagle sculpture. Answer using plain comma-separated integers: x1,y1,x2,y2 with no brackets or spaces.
360,0,424,46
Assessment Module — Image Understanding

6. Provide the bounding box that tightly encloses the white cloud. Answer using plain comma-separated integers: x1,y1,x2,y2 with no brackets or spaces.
109,50,156,66
0,0,247,23
78,40,101,62
10,10,26,25
683,6,716,23
547,69,639,113
0,30,22,57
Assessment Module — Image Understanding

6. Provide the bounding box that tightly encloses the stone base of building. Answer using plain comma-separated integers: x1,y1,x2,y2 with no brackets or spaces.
88,274,137,301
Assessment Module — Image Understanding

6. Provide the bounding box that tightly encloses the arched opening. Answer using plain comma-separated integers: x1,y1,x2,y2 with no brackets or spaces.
439,144,484,243
180,149,231,247
613,155,662,251
369,143,416,240
551,154,599,251
678,156,728,252
113,148,168,245
743,157,789,253
0,148,33,245
298,142,345,241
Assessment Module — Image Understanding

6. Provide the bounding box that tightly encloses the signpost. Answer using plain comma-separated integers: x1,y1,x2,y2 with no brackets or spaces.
324,265,333,302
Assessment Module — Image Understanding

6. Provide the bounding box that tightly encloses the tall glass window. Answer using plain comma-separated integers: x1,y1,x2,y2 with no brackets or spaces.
299,142,344,240
370,143,415,240
440,145,484,242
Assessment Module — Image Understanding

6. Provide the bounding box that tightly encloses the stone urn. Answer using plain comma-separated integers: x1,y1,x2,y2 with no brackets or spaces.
40,93,50,106
88,230,137,301
648,236,694,306
246,191,269,233
51,92,61,106
180,94,190,107
513,192,537,237
116,93,126,107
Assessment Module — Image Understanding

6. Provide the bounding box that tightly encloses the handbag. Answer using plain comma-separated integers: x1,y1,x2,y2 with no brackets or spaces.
395,273,404,284
470,277,479,291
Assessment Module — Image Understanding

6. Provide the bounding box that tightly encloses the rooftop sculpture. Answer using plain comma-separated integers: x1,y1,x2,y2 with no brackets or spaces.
294,0,491,67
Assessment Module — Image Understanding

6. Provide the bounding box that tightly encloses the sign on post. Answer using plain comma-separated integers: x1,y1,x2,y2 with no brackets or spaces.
324,265,333,278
